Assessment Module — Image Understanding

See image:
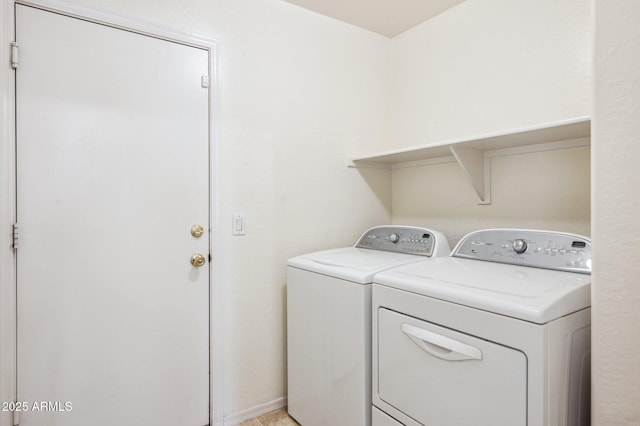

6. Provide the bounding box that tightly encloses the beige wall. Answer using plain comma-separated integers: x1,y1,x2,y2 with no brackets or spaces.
389,0,591,149
387,0,592,246
392,145,591,247
593,0,640,423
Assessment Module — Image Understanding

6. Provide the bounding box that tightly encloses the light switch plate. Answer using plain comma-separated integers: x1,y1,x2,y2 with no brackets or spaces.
232,214,245,236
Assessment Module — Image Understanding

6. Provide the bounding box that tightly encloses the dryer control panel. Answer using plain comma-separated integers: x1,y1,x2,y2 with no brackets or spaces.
355,226,443,257
453,229,591,274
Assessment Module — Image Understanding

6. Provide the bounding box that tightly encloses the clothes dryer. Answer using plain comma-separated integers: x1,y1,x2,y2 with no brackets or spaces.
287,226,449,426
372,229,591,426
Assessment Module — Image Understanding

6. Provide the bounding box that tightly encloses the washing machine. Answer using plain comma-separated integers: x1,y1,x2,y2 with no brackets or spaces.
287,225,450,426
371,229,591,426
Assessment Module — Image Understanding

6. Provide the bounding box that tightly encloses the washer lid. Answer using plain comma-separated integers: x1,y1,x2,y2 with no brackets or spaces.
374,257,591,324
288,247,426,284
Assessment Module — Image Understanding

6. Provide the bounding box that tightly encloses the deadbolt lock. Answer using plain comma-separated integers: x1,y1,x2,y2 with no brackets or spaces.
190,253,206,267
191,224,205,238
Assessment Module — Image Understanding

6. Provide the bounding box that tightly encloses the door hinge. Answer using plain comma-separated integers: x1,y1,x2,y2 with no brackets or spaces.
11,42,18,69
201,75,209,88
12,223,19,251
13,408,20,426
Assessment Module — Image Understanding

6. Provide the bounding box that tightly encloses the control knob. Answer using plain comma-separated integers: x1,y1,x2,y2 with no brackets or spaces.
512,239,528,254
389,233,400,244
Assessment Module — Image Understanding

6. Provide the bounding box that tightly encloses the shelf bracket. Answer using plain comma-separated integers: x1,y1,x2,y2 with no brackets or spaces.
450,146,491,205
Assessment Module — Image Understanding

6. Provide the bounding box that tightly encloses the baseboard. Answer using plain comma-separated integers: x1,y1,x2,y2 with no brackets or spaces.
223,397,288,425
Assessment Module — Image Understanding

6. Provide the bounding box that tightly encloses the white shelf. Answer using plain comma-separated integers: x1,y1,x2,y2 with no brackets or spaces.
348,116,591,204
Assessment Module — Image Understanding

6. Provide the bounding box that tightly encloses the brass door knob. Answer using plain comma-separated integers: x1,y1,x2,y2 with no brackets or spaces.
191,224,204,238
190,253,206,267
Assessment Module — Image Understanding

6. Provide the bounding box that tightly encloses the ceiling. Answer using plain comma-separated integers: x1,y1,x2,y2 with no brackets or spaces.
281,0,467,37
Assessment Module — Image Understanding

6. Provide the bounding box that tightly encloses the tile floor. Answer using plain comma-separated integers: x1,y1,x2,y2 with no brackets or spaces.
239,408,300,426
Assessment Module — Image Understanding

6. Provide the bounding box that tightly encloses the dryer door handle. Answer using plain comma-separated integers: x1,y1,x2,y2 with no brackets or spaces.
401,323,482,361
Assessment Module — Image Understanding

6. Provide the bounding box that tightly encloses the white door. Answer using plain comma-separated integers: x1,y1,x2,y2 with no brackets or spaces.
15,5,210,426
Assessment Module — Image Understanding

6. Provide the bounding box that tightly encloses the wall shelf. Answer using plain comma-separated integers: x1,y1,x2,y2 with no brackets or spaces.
348,116,591,204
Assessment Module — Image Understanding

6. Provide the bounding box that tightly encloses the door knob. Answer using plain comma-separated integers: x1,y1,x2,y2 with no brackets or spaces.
190,253,206,267
191,224,204,238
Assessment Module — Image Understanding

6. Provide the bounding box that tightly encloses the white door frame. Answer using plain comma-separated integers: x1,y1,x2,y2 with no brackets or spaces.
0,1,225,425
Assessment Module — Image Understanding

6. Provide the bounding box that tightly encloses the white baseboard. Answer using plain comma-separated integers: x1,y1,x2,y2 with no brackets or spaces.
223,397,288,425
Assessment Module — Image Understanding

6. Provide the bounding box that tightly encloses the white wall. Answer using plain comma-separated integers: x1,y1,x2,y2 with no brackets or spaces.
390,0,590,148
386,0,592,244
1,0,392,422
592,0,640,423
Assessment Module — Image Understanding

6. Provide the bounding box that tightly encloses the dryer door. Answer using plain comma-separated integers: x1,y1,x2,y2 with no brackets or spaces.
377,308,527,426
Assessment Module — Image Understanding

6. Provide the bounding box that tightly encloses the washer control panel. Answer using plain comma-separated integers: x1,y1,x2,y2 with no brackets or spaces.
453,229,591,274
355,226,437,256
